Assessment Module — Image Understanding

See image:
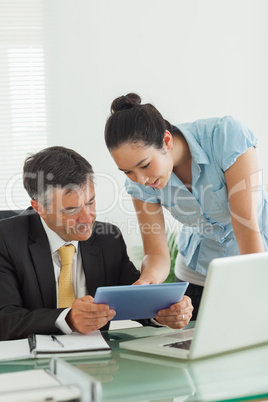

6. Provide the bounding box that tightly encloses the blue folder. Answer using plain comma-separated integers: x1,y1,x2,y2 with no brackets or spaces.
94,282,189,320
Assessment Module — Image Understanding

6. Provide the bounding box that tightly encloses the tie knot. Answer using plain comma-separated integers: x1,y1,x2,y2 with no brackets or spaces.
58,244,75,266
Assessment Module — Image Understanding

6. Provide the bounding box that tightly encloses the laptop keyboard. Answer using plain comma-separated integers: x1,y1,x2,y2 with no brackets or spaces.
163,339,192,350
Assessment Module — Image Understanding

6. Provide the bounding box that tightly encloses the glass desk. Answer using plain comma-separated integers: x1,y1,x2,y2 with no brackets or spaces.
1,325,268,402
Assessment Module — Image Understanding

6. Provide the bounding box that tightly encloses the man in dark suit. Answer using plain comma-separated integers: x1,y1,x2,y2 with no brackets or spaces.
0,146,193,340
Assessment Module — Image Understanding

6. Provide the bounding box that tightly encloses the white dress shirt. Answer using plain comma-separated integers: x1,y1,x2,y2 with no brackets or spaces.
41,218,88,334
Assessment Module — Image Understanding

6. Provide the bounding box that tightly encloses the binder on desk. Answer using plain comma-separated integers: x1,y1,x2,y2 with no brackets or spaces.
0,357,102,402
0,330,111,361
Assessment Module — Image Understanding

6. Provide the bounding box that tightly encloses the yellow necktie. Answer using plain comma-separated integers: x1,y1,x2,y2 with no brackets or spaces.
58,244,76,308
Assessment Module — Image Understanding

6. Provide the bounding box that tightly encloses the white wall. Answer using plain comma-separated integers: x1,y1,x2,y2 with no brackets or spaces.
43,0,268,264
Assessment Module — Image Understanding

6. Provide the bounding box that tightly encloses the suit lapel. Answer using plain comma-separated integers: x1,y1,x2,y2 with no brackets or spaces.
27,212,105,304
28,213,57,308
80,239,105,296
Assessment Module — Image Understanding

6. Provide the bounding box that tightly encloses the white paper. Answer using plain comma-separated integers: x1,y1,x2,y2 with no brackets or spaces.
0,369,59,392
0,387,80,402
36,331,110,354
0,370,81,402
0,338,31,361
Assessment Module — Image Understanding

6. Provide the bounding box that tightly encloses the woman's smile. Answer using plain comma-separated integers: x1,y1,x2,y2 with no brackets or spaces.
111,142,174,190
148,178,160,188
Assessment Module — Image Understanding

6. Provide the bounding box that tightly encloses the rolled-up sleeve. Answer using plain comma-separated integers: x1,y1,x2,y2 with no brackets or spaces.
212,116,258,172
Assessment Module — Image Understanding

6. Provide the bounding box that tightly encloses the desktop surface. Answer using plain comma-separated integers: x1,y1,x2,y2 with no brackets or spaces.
0,324,268,402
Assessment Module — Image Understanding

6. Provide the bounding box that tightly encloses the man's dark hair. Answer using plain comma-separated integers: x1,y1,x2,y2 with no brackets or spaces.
23,146,94,207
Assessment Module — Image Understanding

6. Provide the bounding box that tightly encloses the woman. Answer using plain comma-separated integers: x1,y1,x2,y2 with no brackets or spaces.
105,93,268,319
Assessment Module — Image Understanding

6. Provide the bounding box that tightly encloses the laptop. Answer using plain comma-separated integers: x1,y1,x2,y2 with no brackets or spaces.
120,252,268,360
119,341,268,401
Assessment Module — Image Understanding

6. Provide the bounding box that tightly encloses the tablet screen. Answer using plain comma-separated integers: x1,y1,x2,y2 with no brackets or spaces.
94,282,189,320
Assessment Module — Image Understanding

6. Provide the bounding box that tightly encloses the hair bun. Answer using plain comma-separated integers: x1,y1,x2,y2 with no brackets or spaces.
110,93,141,113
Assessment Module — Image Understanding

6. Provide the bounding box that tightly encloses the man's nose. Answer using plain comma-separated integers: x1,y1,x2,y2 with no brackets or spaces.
78,206,95,222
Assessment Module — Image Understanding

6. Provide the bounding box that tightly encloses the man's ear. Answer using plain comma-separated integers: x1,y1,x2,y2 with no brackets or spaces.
163,130,173,151
31,199,46,218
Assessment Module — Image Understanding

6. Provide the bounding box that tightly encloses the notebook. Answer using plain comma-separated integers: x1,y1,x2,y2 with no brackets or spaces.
0,330,111,361
94,282,189,320
120,252,268,360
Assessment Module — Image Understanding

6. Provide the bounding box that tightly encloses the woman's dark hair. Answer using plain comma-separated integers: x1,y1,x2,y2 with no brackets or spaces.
105,93,174,150
23,146,94,206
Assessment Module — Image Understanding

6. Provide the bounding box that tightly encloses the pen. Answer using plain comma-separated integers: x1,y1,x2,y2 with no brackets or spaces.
28,333,37,353
51,335,64,348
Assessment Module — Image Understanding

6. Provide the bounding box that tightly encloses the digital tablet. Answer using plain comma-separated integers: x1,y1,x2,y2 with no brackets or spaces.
94,282,189,320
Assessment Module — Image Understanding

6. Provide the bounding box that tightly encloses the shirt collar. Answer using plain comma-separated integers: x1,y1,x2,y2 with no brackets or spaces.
167,172,187,189
41,218,78,254
176,124,210,165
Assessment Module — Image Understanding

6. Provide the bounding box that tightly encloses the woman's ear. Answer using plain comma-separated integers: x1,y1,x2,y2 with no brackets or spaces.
163,130,173,151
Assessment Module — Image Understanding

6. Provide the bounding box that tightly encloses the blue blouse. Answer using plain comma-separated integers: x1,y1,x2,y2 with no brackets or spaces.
125,116,268,275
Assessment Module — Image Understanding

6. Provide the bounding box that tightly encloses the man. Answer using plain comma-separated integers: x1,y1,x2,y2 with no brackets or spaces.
0,146,193,340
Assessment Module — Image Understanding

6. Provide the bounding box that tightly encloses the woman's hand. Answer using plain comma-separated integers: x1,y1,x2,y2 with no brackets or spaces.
132,265,166,285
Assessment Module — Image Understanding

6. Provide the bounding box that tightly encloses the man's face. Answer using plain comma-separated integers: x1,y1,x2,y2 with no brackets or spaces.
33,180,97,242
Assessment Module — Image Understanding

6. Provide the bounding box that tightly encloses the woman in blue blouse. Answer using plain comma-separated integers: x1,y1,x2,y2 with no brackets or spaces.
105,93,268,320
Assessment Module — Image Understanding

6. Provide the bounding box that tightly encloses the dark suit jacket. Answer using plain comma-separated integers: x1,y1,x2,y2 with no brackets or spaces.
0,208,140,340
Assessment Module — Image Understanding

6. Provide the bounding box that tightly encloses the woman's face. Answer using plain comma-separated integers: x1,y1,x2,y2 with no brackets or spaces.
111,135,174,190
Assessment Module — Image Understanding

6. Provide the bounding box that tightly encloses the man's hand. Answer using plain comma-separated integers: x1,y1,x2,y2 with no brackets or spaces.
66,295,116,334
155,296,193,329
